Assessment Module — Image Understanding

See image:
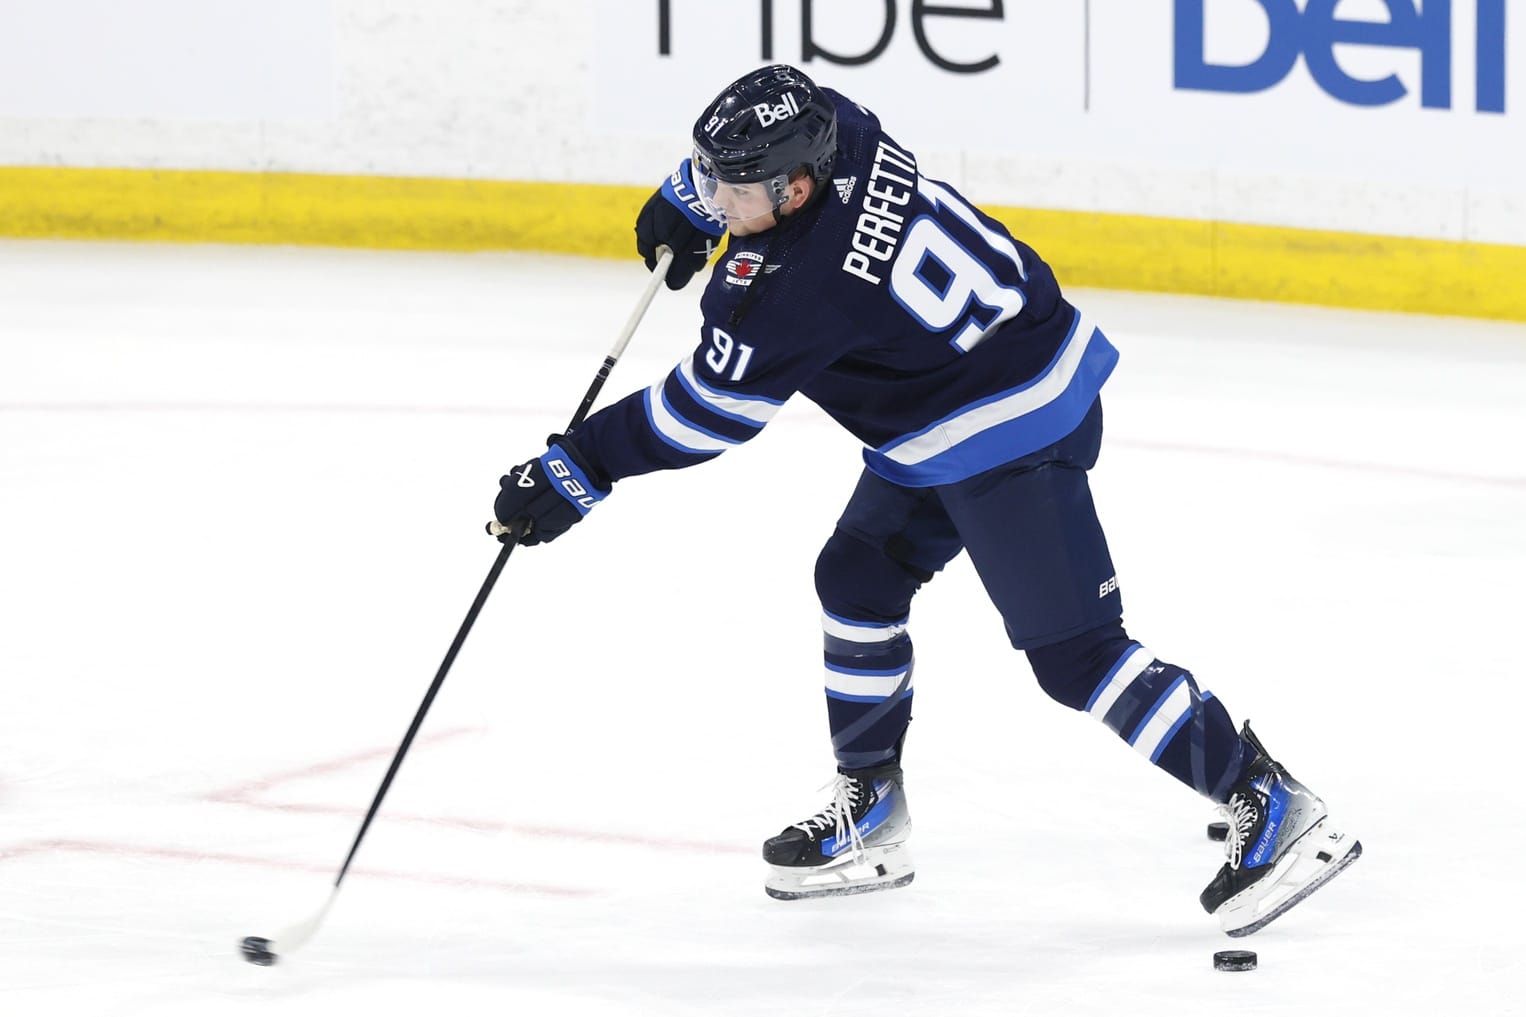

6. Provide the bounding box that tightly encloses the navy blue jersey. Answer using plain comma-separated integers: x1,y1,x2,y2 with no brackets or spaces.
574,90,1119,489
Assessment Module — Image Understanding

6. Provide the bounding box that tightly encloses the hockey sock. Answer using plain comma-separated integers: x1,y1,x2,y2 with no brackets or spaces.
814,527,931,771
1028,623,1246,801
821,609,915,770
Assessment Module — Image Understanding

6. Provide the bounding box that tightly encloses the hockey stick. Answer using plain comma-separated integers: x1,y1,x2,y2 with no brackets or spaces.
240,247,675,966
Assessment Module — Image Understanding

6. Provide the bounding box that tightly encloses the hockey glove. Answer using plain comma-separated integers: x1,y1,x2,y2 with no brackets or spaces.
635,159,725,291
493,439,610,546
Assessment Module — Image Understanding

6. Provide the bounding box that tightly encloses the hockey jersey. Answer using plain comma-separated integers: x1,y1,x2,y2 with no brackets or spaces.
571,90,1118,489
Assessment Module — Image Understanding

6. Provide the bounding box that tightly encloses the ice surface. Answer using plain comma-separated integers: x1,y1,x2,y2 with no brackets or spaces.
2,241,1523,1015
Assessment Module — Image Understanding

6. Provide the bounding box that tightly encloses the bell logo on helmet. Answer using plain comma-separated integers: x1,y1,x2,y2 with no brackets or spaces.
753,92,802,128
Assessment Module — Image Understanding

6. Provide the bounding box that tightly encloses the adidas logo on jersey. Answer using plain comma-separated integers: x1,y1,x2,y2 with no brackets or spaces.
834,176,858,204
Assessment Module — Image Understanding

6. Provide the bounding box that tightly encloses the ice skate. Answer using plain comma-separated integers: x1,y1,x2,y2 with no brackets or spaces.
762,764,913,900
1201,722,1362,936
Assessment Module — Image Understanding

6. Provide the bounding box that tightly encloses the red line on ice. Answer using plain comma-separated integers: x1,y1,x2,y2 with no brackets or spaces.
221,798,751,855
202,725,483,804
0,838,592,896
204,726,749,856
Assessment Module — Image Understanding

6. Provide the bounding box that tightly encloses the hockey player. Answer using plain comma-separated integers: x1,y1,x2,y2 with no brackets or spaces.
491,64,1360,936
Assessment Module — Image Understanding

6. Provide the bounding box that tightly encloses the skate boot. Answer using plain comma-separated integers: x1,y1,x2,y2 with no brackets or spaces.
762,763,913,900
1201,722,1362,936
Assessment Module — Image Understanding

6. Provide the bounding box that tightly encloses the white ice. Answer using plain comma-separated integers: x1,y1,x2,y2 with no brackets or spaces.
2,241,1523,1016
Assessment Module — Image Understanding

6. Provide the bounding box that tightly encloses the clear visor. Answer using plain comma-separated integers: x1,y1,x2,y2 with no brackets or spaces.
692,149,790,228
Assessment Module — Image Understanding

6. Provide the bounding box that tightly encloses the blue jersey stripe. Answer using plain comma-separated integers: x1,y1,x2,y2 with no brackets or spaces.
863,320,1118,487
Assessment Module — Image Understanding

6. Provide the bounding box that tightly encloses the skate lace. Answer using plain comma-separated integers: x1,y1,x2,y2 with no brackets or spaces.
1218,794,1259,870
791,774,868,860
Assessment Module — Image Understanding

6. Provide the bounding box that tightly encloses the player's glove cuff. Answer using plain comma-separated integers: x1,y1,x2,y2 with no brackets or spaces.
538,441,609,517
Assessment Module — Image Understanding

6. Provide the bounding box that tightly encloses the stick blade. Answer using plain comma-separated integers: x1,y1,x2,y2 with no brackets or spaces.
243,886,339,965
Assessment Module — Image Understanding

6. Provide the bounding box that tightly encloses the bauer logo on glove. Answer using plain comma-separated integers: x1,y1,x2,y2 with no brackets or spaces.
493,441,609,545
542,455,598,509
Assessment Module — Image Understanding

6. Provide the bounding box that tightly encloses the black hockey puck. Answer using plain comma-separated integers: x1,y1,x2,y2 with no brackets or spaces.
1207,821,1230,842
1213,949,1257,972
240,936,277,966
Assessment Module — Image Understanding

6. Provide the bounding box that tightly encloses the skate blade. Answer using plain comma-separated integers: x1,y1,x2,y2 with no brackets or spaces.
1219,820,1362,937
764,870,915,901
764,844,914,901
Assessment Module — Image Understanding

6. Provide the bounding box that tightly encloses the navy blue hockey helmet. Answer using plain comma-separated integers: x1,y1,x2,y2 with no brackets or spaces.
690,65,837,224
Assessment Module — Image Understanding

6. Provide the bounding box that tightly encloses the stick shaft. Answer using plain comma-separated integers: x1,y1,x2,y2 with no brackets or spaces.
566,247,672,433
321,248,673,898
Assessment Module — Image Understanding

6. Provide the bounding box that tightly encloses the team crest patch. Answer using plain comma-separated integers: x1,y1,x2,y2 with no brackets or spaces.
725,250,765,286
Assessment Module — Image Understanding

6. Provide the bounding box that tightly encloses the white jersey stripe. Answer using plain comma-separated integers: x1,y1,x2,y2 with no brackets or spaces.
879,312,1095,468
675,355,783,426
644,381,736,454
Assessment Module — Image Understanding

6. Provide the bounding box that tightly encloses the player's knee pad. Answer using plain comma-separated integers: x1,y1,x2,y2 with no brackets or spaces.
814,528,927,622
1024,619,1133,711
